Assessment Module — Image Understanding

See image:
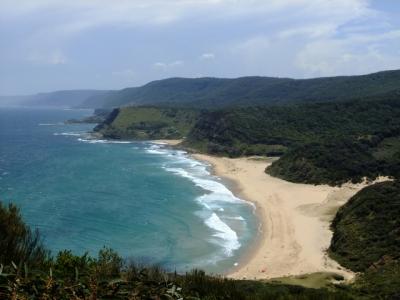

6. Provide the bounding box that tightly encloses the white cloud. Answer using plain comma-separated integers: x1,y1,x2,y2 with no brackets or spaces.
296,35,400,77
220,0,400,78
169,60,184,67
0,0,371,37
200,53,215,60
1,0,400,94
153,60,184,71
153,62,167,69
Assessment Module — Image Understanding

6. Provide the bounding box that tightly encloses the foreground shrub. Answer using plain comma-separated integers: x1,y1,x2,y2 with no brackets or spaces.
0,202,49,268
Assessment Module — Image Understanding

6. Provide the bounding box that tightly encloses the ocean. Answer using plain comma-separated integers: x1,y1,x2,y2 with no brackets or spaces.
0,107,257,273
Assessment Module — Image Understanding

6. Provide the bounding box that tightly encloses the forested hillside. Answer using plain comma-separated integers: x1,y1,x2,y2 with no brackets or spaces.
83,70,400,108
329,181,400,299
330,181,400,272
185,98,400,184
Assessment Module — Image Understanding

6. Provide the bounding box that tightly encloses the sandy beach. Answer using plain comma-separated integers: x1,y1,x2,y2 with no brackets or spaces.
151,139,183,146
191,154,388,281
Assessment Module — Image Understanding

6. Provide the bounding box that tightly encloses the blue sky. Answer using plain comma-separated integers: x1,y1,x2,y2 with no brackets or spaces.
1,0,399,94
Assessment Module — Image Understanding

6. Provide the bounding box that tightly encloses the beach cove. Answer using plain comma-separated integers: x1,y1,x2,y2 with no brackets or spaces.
188,152,390,280
1,107,390,281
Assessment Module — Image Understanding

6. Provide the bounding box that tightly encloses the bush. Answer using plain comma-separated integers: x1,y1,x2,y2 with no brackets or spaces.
0,202,49,268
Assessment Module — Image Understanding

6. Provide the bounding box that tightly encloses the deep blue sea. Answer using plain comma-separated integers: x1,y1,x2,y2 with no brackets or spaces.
0,107,257,273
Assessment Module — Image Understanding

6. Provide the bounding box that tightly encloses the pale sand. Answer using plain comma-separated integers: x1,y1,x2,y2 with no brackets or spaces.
191,154,389,281
151,139,182,146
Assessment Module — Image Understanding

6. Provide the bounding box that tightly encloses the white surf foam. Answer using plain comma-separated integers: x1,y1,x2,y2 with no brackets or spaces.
205,213,240,256
145,144,169,155
164,167,244,204
38,122,64,126
145,143,252,259
77,138,131,144
54,132,82,136
225,216,245,221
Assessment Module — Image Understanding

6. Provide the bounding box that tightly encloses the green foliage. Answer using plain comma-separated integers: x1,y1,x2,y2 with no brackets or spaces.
186,98,400,184
328,181,400,299
266,139,384,185
95,106,199,140
176,269,353,300
84,70,400,109
95,247,123,279
0,263,353,300
0,202,49,268
351,260,400,300
329,181,400,272
53,250,93,280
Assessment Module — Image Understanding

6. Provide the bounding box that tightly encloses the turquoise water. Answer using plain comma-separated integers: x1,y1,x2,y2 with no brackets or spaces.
0,108,257,273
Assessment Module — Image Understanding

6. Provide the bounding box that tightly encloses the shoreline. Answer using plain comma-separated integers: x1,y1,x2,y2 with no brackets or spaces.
156,140,388,280
190,153,388,280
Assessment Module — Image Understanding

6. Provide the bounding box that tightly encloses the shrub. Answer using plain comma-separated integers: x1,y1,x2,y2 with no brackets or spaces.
0,202,49,268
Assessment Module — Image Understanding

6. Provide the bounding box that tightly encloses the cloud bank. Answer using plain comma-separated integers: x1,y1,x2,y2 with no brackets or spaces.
0,0,399,94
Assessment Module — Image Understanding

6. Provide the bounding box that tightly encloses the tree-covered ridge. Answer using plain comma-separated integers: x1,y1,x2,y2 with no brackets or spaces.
328,181,400,299
93,96,400,185
94,106,199,140
185,98,400,184
329,181,400,272
83,69,400,108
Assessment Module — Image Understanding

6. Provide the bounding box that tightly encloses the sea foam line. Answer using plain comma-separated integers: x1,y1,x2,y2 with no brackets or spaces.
77,138,132,144
38,122,65,126
145,142,247,257
205,213,241,256
54,132,82,136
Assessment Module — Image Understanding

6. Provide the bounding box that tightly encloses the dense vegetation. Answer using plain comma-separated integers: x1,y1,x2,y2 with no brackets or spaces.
2,70,399,109
94,106,199,140
0,203,49,269
184,98,400,184
329,181,400,272
0,201,355,299
328,181,400,299
83,70,400,108
93,95,400,185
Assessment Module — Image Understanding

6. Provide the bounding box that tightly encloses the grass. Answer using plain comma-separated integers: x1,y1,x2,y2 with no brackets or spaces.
96,106,199,140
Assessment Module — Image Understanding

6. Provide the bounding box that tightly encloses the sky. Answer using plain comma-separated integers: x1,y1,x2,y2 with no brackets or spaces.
1,0,400,95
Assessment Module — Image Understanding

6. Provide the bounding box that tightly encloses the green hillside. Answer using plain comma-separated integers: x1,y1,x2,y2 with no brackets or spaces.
94,106,199,140
83,70,400,108
184,98,400,184
328,181,400,299
329,181,400,272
